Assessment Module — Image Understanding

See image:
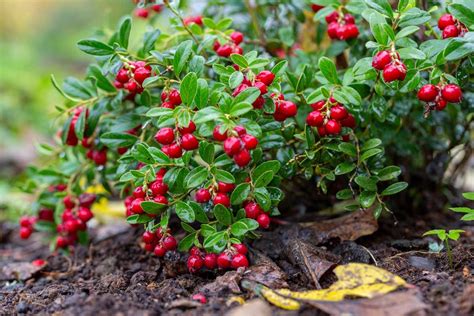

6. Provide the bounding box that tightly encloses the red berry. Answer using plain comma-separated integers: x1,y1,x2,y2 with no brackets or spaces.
233,45,243,55
155,127,175,145
224,137,242,156
253,96,265,109
232,83,249,97
240,134,258,150
372,50,392,70
19,216,32,227
93,149,107,165
189,246,202,257
311,4,324,12
438,14,455,30
234,125,247,136
345,24,359,39
279,101,297,117
257,213,270,229
154,244,167,257
116,68,129,83
325,11,339,23
244,202,262,219
217,252,232,269
231,253,249,269
131,198,144,214
63,195,75,209
165,143,183,158
213,125,228,141
204,253,217,269
135,8,149,19
151,4,163,12
442,25,459,38
56,236,69,248
213,193,231,207
230,31,244,45
161,91,168,102
38,209,54,221
143,231,157,244
32,259,46,267
382,63,401,82
124,80,140,93
133,186,146,198
192,293,207,304
233,244,248,255
162,101,174,109
216,44,233,57
187,255,204,273
306,111,324,127
163,236,177,251
256,70,275,86
134,67,151,84
19,227,32,239
150,181,168,196
327,22,339,39
178,121,196,134
153,195,168,205
435,98,448,111
77,207,93,222
169,89,182,106
144,243,155,252
441,84,462,103
64,219,78,233
311,100,326,111
325,119,342,135
341,114,356,128
217,182,235,193
417,84,439,102
254,81,268,94
180,133,199,151
195,188,211,203
344,14,355,24
330,105,348,121
233,149,251,167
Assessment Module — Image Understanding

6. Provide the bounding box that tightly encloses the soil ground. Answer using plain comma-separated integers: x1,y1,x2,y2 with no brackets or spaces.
1,206,473,316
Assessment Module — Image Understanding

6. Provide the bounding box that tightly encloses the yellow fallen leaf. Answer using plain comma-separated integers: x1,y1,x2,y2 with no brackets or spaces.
92,199,126,221
226,296,246,306
248,263,407,310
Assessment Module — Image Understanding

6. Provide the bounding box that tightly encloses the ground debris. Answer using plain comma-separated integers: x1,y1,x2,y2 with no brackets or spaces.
225,299,273,316
244,250,288,288
0,261,44,281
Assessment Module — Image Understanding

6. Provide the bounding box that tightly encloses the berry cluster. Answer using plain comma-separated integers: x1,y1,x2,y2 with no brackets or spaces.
184,16,203,26
56,193,96,249
271,93,298,121
19,207,56,240
233,70,275,109
244,201,271,229
306,97,356,137
372,50,407,83
187,244,249,273
195,181,235,207
154,121,198,159
213,31,244,57
325,11,359,41
417,83,462,112
438,14,468,39
124,168,169,218
114,61,153,96
213,125,258,167
134,4,163,19
160,88,182,109
142,227,178,256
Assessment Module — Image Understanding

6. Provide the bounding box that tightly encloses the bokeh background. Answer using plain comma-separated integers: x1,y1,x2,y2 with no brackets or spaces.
0,0,138,220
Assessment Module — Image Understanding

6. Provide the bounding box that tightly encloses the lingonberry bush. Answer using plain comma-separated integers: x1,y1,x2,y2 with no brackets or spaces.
20,0,473,272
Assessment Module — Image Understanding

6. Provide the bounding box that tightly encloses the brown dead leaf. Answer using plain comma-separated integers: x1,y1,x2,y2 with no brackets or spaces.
201,270,244,294
306,289,428,316
301,210,378,243
244,250,288,288
284,239,339,289
225,299,272,316
459,284,474,315
166,298,202,309
1,262,44,281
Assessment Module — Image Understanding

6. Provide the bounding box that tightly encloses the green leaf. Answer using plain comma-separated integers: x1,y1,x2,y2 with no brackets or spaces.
365,0,393,17
233,87,260,105
215,169,235,183
355,175,378,191
361,138,382,151
141,201,167,215
132,143,155,164
178,233,197,251
141,29,161,55
361,148,382,161
127,214,153,224
399,8,430,27
230,54,248,68
229,71,244,89
318,57,339,84
193,107,223,124
395,26,419,40
118,17,132,48
231,183,251,205
230,221,248,236
254,188,271,211
74,109,87,141
462,192,474,201
423,229,446,241
173,40,193,77
213,204,232,226
381,182,408,196
377,166,401,181
449,207,473,213
447,229,465,241
230,102,253,117
195,78,209,109
461,213,474,221
198,141,214,164
185,166,208,189
180,72,198,106
398,47,426,60
89,65,116,92
77,39,114,56
146,107,173,117
336,189,353,200
254,170,274,188
271,60,288,76
175,201,195,223
360,191,376,208
449,3,474,27
335,162,356,175
338,142,357,157
252,160,280,180
189,202,209,223
204,231,225,248
51,74,78,101
100,132,138,148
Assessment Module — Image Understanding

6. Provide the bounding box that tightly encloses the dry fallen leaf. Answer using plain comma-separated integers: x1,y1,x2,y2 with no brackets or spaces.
201,270,243,294
0,262,44,281
225,299,273,316
301,210,378,244
244,250,289,288
243,263,408,311
284,239,338,289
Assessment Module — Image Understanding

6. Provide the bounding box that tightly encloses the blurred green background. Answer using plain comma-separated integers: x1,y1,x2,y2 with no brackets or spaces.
0,0,137,220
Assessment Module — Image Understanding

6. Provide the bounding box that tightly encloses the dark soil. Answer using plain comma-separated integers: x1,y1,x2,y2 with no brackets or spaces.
1,207,473,316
